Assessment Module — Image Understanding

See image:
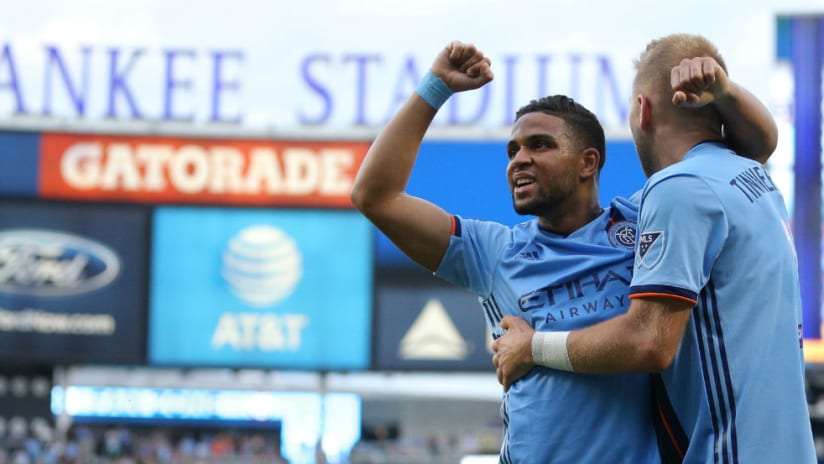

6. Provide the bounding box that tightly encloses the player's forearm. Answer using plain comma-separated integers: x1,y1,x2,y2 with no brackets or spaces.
716,82,778,164
533,301,682,374
565,313,672,373
350,94,437,212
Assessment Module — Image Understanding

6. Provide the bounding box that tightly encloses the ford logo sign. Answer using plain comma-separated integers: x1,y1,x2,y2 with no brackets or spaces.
0,229,121,297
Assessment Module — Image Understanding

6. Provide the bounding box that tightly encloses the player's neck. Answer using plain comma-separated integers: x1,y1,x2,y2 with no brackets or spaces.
653,126,720,173
537,195,602,236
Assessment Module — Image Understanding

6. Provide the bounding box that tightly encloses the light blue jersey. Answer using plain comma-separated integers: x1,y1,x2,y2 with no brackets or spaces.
436,195,660,464
630,142,816,463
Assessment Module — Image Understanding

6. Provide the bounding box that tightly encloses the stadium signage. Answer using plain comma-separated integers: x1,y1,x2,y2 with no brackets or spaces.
149,208,371,369
0,201,148,364
0,42,630,130
374,283,494,371
0,229,120,297
39,133,368,207
0,44,244,123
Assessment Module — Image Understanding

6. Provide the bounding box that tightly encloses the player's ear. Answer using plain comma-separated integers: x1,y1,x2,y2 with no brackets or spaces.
638,94,652,130
579,147,600,181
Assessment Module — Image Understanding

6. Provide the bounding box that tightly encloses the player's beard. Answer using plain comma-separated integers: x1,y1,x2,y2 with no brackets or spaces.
511,175,576,218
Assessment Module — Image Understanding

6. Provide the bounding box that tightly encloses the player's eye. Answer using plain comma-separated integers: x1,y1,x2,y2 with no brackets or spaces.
506,145,519,160
532,138,556,151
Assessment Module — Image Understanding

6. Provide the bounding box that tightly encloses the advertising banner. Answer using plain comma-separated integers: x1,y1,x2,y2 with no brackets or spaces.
0,200,148,364
373,282,493,371
39,133,368,208
149,208,372,369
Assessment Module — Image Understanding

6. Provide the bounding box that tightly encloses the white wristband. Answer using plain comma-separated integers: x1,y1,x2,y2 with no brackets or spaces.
531,331,574,372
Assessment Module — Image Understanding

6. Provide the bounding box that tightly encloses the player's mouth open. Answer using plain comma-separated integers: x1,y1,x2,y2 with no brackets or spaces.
514,178,535,194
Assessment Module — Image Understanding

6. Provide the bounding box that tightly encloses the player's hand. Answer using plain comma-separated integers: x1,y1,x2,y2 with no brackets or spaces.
671,57,729,108
492,315,535,391
431,40,493,92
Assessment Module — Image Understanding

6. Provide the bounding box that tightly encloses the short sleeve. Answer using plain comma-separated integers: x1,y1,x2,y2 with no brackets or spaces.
629,175,728,304
434,216,512,298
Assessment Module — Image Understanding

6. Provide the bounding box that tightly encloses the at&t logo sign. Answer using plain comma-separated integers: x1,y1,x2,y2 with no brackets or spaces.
211,225,309,352
221,225,302,307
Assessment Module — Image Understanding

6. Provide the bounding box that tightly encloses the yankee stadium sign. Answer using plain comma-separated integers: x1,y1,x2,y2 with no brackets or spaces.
0,42,632,131
0,0,795,136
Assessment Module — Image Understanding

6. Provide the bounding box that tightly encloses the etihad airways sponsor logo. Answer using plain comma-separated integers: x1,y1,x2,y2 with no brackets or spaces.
518,266,632,310
0,229,120,297
38,133,369,207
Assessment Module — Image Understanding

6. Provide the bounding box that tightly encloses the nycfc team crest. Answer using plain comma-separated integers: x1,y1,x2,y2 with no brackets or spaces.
638,231,664,268
608,221,637,249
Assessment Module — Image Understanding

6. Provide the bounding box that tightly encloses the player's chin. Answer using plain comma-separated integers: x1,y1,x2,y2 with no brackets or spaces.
512,199,537,216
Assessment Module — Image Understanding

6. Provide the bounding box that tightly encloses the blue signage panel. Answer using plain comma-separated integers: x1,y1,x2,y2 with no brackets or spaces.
0,200,148,364
0,131,40,197
149,208,372,369
373,281,494,371
376,139,645,268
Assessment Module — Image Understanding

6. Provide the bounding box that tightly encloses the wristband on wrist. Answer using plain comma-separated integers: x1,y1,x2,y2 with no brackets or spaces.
531,331,574,372
415,70,454,109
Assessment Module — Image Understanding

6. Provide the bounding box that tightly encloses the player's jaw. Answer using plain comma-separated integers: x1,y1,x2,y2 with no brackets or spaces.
511,167,578,217
509,169,541,214
511,179,561,216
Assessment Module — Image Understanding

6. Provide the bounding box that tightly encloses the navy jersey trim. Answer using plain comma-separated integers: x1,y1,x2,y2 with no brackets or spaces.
500,395,512,464
650,374,688,464
607,204,628,227
481,301,495,329
694,281,738,463
451,215,463,237
630,284,698,305
482,293,503,324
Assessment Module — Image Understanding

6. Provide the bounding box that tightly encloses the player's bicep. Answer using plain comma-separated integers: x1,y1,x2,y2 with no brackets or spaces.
364,193,453,272
628,296,694,368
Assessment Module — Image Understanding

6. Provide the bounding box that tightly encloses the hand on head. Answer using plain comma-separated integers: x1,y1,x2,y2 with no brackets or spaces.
670,56,729,108
431,40,494,92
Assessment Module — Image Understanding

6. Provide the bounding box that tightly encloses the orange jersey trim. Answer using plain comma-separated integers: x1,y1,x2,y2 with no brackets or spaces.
657,401,685,459
629,292,697,305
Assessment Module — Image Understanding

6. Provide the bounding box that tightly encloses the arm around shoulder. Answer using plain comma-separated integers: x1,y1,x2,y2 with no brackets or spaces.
669,57,777,163
565,296,693,373
716,82,778,164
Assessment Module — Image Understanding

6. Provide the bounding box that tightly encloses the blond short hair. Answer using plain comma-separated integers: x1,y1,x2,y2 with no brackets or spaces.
633,33,727,101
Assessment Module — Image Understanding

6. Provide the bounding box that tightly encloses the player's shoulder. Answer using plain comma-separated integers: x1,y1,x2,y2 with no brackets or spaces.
646,141,758,196
655,141,748,180
642,172,710,207
454,214,533,241
608,190,642,219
